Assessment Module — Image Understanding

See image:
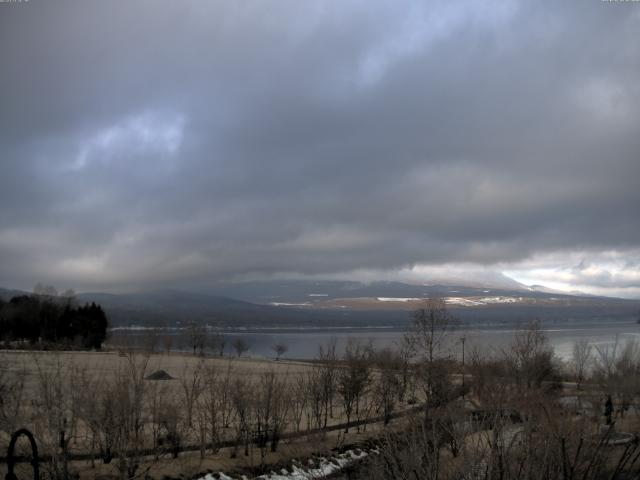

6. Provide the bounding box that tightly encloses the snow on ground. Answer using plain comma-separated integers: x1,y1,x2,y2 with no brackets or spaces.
200,474,235,480
258,449,372,480
377,296,525,306
269,302,312,307
479,296,522,304
445,297,484,306
446,296,523,306
197,449,375,480
376,297,422,302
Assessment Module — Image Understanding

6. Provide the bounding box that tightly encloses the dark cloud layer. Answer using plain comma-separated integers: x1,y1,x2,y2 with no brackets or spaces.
1,1,639,295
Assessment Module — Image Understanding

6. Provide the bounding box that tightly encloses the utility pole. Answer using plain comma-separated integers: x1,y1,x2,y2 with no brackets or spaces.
460,336,466,400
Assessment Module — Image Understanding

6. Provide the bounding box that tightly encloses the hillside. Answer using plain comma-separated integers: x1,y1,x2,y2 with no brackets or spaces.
2,283,639,329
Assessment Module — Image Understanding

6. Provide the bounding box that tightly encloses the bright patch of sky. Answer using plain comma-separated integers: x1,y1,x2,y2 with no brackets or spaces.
504,250,640,299
71,111,185,171
357,1,518,87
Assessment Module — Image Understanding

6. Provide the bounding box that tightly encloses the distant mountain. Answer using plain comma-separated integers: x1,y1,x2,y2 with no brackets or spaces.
0,287,28,300
528,285,569,295
2,282,638,328
204,279,599,305
422,271,530,292
75,289,409,328
77,289,257,313
77,289,287,327
528,284,594,297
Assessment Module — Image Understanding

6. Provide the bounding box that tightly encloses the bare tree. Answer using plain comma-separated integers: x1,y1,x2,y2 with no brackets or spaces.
305,367,325,430
289,373,309,432
151,387,181,459
371,412,453,480
468,346,516,412
369,360,640,480
0,354,26,439
163,334,173,354
188,322,207,356
31,354,79,480
507,320,557,389
97,352,151,480
405,298,457,416
253,370,289,464
193,360,235,455
197,363,222,456
396,338,413,402
272,342,288,360
61,288,77,308
372,348,401,425
218,361,235,429
406,297,455,363
337,340,371,433
144,327,161,353
318,338,338,427
230,375,252,457
179,359,204,429
77,368,107,468
147,376,176,459
232,337,250,357
33,282,58,297
571,339,592,390
268,373,290,453
594,337,640,419
210,333,226,357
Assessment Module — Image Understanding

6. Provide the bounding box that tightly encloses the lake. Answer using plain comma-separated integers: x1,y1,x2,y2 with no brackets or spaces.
108,319,640,362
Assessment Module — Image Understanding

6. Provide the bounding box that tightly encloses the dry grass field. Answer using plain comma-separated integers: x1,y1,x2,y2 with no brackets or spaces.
0,349,409,479
1,350,313,392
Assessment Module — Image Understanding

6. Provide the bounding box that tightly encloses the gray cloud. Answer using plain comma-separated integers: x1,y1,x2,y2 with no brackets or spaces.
1,0,639,294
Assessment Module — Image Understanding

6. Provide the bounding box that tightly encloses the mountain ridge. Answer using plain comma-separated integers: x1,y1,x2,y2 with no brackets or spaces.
2,282,638,329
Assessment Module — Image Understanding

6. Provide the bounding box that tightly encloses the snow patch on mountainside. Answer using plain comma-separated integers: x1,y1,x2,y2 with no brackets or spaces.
376,296,525,306
446,296,522,305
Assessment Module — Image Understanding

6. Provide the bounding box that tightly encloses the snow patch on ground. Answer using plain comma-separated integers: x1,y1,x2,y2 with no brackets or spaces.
376,297,422,302
446,296,523,306
269,302,311,307
199,473,235,480
480,296,521,304
258,449,372,480
376,296,525,306
198,449,375,480
445,297,483,306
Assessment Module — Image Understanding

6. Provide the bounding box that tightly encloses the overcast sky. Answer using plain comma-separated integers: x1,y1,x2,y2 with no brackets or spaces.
1,1,639,297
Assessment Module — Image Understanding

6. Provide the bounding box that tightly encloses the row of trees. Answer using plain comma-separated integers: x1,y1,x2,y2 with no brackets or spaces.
569,335,640,422
141,323,286,359
362,301,640,479
362,344,640,480
0,343,415,480
0,289,108,349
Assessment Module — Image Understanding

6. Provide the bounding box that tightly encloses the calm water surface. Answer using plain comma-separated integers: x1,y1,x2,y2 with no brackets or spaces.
110,319,640,362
